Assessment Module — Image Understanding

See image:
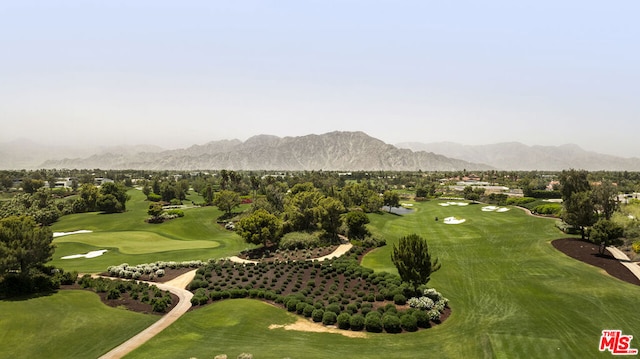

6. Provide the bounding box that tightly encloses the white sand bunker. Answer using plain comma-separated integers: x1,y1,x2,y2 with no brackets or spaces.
53,230,93,238
444,216,466,224
482,206,509,212
61,249,108,259
439,201,469,207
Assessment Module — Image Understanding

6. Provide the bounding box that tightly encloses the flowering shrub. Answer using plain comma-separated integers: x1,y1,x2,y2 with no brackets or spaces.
407,296,434,310
407,288,448,323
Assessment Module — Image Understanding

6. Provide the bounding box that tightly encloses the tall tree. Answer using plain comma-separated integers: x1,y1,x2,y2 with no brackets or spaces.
236,209,282,247
560,169,596,239
98,182,129,213
383,190,400,212
0,216,54,276
592,180,618,220
284,188,323,232
316,196,345,241
344,210,370,240
589,219,624,255
213,190,241,218
391,234,441,292
562,191,597,240
559,169,591,201
202,183,214,205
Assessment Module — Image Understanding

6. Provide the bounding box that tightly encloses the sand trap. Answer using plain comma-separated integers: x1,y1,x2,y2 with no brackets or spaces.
53,230,93,238
439,202,469,207
61,249,107,259
482,206,510,212
269,319,367,338
444,216,466,224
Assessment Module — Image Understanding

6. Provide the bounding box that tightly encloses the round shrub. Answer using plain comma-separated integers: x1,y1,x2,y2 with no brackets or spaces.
326,303,341,314
345,303,358,314
337,312,351,330
286,299,300,312
322,311,338,325
312,309,324,323
107,288,121,300
350,314,365,331
413,310,431,328
393,293,407,305
303,304,315,318
152,298,169,313
383,314,402,333
188,279,209,291
400,314,418,332
296,301,307,314
365,313,383,333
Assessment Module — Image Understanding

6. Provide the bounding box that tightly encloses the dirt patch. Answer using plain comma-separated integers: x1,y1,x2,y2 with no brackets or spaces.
237,245,339,262
269,318,368,338
552,238,640,286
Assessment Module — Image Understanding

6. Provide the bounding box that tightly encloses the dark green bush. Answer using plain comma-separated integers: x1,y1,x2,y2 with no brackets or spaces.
337,312,351,330
107,288,121,300
312,309,325,322
286,299,300,312
383,314,402,333
188,279,209,291
365,313,383,333
322,311,338,325
413,310,431,328
400,314,418,332
350,314,365,331
303,304,315,317
326,303,341,314
393,293,407,305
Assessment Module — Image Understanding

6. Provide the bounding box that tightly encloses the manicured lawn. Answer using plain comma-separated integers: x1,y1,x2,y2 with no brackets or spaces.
0,290,157,359
49,189,253,272
126,200,640,358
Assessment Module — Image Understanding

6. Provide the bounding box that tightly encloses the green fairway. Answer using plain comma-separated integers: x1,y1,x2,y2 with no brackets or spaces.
49,189,252,272
125,200,640,358
0,290,157,359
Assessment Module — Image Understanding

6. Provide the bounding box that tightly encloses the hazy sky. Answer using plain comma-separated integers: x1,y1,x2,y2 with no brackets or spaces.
1,1,639,157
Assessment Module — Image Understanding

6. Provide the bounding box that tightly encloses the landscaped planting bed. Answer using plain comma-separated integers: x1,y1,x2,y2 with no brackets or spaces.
70,275,176,314
188,246,449,333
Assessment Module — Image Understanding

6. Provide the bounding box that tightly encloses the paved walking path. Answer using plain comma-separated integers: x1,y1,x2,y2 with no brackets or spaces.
98,269,197,359
98,238,354,358
606,246,640,281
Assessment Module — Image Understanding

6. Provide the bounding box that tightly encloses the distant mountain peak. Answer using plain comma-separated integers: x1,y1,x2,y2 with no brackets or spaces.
31,131,490,171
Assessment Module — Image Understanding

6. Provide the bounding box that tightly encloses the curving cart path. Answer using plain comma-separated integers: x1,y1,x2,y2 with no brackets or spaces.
98,269,197,359
98,238,354,358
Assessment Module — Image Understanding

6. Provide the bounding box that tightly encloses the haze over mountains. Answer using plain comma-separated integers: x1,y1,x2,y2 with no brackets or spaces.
396,141,640,171
2,131,639,171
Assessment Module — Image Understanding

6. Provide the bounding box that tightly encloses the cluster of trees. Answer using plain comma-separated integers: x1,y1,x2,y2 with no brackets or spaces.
560,169,623,253
233,181,385,249
0,215,58,297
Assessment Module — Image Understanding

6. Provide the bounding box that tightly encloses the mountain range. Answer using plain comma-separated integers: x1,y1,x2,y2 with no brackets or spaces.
395,141,640,171
1,131,639,171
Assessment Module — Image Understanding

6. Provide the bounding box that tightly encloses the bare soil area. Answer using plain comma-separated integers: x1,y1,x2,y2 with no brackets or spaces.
552,238,640,286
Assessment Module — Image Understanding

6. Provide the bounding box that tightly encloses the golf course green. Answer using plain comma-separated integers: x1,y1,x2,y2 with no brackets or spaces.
3,193,640,358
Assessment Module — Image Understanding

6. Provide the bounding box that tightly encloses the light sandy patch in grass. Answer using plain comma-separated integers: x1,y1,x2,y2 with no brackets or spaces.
444,216,466,224
269,318,368,338
53,230,93,238
61,249,108,259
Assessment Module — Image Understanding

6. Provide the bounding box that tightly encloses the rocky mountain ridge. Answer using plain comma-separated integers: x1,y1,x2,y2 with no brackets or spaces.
396,141,640,171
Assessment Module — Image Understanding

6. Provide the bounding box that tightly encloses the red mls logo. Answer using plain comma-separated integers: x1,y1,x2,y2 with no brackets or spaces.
600,330,638,355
